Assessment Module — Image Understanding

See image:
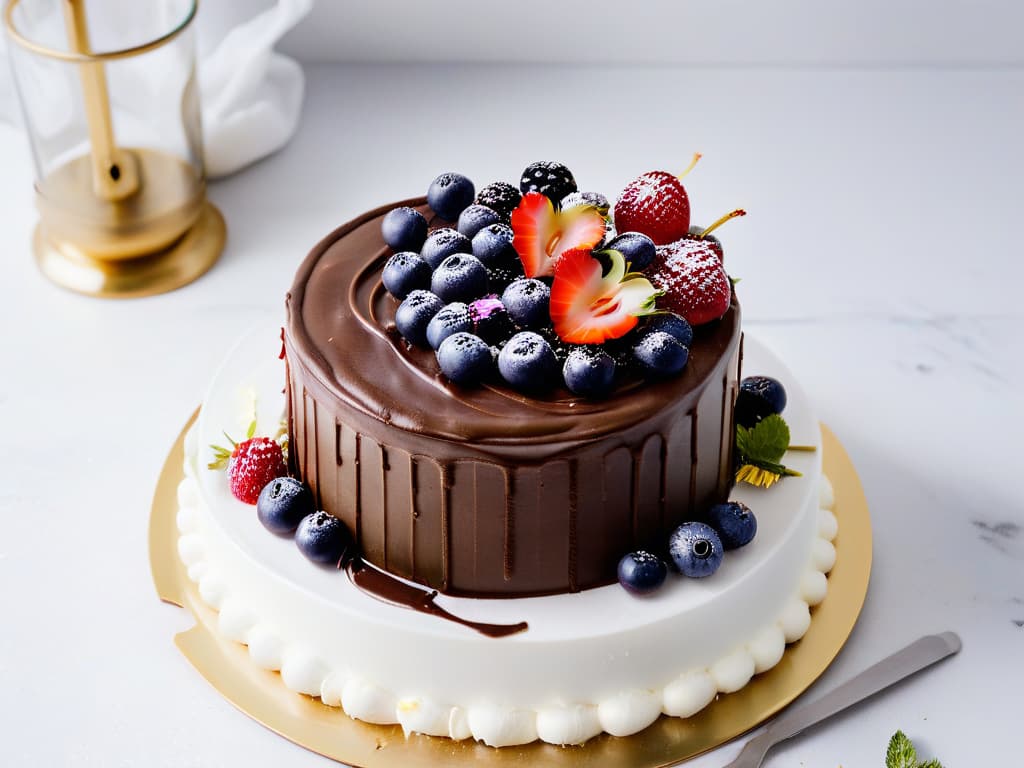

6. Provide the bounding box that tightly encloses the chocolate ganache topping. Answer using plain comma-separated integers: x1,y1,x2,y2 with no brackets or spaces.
286,197,742,597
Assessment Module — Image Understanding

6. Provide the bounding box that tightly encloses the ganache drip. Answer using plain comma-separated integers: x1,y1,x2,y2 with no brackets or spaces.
345,557,528,638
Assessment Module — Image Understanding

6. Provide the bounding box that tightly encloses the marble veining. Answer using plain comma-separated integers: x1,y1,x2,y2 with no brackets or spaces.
972,520,1022,558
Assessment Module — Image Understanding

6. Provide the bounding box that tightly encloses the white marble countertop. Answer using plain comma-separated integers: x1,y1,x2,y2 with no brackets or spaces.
1,63,1021,766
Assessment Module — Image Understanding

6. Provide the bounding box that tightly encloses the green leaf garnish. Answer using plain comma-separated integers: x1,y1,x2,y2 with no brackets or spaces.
207,444,232,471
734,413,813,488
736,414,790,464
886,731,917,768
885,730,942,768
246,418,257,440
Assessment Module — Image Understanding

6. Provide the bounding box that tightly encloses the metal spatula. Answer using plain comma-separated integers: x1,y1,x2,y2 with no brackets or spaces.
719,632,961,768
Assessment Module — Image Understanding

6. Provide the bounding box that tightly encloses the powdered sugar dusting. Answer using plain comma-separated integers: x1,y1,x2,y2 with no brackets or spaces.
613,171,691,245
650,239,732,325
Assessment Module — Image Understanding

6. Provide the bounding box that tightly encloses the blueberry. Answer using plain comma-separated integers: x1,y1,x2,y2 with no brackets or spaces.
295,511,351,565
633,331,689,377
426,302,473,350
381,206,428,252
256,477,315,536
421,227,471,269
471,223,518,268
604,231,657,271
497,331,559,391
475,181,521,219
457,204,502,239
437,332,493,386
645,313,693,347
427,172,475,221
735,375,787,428
469,296,516,344
431,254,489,303
617,551,668,594
501,278,550,329
381,251,431,299
561,190,610,216
669,522,724,578
706,501,757,550
563,346,616,398
395,289,444,346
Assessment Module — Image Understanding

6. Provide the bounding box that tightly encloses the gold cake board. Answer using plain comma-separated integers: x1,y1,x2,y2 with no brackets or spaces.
150,413,872,767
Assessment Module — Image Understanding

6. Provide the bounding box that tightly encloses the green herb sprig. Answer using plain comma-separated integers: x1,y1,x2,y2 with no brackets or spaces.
734,413,808,488
886,730,944,768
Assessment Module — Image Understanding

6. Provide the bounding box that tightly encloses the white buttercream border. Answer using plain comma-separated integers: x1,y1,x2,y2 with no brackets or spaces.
176,429,838,748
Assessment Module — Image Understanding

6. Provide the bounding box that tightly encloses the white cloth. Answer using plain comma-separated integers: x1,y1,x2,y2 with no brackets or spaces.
0,0,312,179
199,0,312,177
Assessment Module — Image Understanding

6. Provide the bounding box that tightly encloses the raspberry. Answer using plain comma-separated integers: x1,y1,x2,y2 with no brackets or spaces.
228,437,287,505
648,239,732,326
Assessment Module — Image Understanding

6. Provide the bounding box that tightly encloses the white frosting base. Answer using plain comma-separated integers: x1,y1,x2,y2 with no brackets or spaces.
176,330,837,747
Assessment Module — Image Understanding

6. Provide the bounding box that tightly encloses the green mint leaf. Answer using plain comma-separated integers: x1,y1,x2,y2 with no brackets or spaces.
886,731,917,768
736,413,790,464
917,761,944,768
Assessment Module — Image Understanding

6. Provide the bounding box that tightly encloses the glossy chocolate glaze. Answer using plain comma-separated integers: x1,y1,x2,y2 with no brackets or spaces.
286,197,742,597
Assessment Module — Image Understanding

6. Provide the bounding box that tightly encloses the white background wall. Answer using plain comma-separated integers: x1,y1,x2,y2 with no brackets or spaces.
199,0,1024,66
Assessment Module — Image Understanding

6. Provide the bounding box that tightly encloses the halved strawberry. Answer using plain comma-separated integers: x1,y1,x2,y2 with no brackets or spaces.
511,192,606,278
550,248,661,344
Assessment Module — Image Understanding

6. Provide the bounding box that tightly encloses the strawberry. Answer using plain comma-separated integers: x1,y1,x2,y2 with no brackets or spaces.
613,171,691,246
510,192,606,278
648,239,732,326
210,422,287,505
550,248,660,344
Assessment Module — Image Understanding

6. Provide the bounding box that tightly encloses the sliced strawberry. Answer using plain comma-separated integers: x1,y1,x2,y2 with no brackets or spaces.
511,192,606,278
550,248,661,344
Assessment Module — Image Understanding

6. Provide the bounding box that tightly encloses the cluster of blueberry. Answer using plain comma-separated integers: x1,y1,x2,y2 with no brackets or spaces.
257,477,351,566
617,501,758,594
379,163,703,398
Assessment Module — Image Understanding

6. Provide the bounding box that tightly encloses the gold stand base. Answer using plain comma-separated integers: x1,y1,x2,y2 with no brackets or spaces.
33,201,226,299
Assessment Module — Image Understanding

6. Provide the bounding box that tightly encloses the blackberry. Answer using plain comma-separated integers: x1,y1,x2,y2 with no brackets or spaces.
475,182,522,220
520,161,577,204
470,297,516,345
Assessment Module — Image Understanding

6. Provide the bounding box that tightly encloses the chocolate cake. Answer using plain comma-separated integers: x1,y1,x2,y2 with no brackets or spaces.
178,163,840,748
285,198,742,597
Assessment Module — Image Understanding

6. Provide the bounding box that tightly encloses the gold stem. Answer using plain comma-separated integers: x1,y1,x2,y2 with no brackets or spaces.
700,209,747,239
677,152,702,180
62,0,138,201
